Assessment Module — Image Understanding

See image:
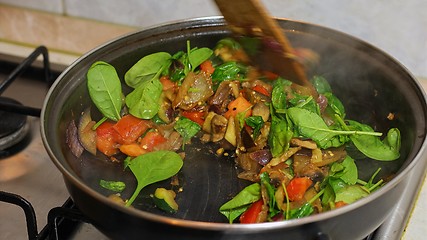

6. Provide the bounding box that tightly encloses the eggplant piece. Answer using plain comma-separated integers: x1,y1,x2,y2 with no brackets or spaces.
208,80,239,114
66,119,84,158
293,153,325,182
224,115,237,146
211,114,228,142
77,108,97,155
252,102,270,122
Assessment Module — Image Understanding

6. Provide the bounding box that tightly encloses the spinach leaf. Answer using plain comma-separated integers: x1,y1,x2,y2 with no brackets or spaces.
125,52,172,88
189,47,213,71
211,62,244,83
324,92,345,118
174,117,201,144
219,183,261,223
215,37,241,50
287,107,345,148
87,61,122,121
260,172,280,218
289,203,314,219
125,150,183,207
245,116,264,139
125,78,163,119
334,185,369,204
310,75,332,94
268,116,293,157
99,180,126,192
329,156,358,185
347,120,401,161
271,78,292,112
289,95,319,115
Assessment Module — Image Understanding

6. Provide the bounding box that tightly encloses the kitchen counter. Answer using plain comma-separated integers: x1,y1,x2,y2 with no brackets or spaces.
0,5,425,239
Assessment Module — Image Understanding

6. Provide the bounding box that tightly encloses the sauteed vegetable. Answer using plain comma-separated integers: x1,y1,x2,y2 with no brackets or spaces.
66,37,401,223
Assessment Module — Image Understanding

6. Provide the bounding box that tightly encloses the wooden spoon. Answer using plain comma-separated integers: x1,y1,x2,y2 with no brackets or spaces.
214,0,317,96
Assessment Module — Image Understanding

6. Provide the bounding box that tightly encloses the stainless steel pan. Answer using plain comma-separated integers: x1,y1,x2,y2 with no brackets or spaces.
41,17,427,240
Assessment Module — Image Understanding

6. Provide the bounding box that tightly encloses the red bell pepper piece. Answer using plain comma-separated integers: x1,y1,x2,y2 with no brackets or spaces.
113,114,150,145
181,110,205,126
200,60,215,75
160,76,176,91
286,177,313,202
239,199,264,224
252,85,271,97
96,121,120,156
139,131,167,152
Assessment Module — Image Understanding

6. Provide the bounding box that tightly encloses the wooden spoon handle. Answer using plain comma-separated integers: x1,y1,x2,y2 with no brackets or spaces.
214,0,315,94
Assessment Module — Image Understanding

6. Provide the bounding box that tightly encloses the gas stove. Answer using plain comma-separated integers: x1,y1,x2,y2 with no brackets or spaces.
0,47,425,240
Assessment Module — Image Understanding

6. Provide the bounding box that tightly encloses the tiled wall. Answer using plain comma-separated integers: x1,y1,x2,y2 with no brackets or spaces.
0,0,426,77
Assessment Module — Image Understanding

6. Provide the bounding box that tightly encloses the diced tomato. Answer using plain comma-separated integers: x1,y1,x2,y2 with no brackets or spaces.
113,114,150,145
96,121,120,156
119,143,147,157
139,131,167,152
239,199,264,224
252,85,271,97
181,110,205,126
286,177,313,202
224,96,253,119
160,76,176,91
263,70,279,80
335,201,347,208
200,60,215,75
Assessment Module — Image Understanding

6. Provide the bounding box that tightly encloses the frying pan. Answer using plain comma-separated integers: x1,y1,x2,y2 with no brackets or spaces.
41,17,427,240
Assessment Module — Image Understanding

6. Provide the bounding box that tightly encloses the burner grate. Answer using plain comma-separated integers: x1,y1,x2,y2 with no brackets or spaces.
0,46,53,157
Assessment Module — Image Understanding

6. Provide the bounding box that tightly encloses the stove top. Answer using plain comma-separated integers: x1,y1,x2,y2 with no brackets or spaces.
0,47,425,240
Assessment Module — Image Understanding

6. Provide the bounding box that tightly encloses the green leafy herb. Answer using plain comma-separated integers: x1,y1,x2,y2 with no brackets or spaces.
87,61,123,121
347,120,401,161
99,179,126,192
215,37,241,50
211,62,245,84
124,52,172,88
125,78,163,119
260,172,280,218
324,92,346,118
287,107,383,149
125,150,183,207
329,156,358,185
271,78,292,112
288,189,324,219
188,47,213,71
245,116,264,139
334,184,369,204
174,117,201,144
310,75,332,94
289,202,314,219
268,116,293,157
219,183,261,223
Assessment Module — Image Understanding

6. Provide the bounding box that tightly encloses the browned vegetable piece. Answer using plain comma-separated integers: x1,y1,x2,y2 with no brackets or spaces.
173,72,214,110
66,119,84,158
293,152,325,182
252,102,270,122
211,114,228,142
78,107,97,155
208,80,239,114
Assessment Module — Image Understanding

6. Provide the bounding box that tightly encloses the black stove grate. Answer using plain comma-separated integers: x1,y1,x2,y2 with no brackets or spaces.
0,46,53,116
